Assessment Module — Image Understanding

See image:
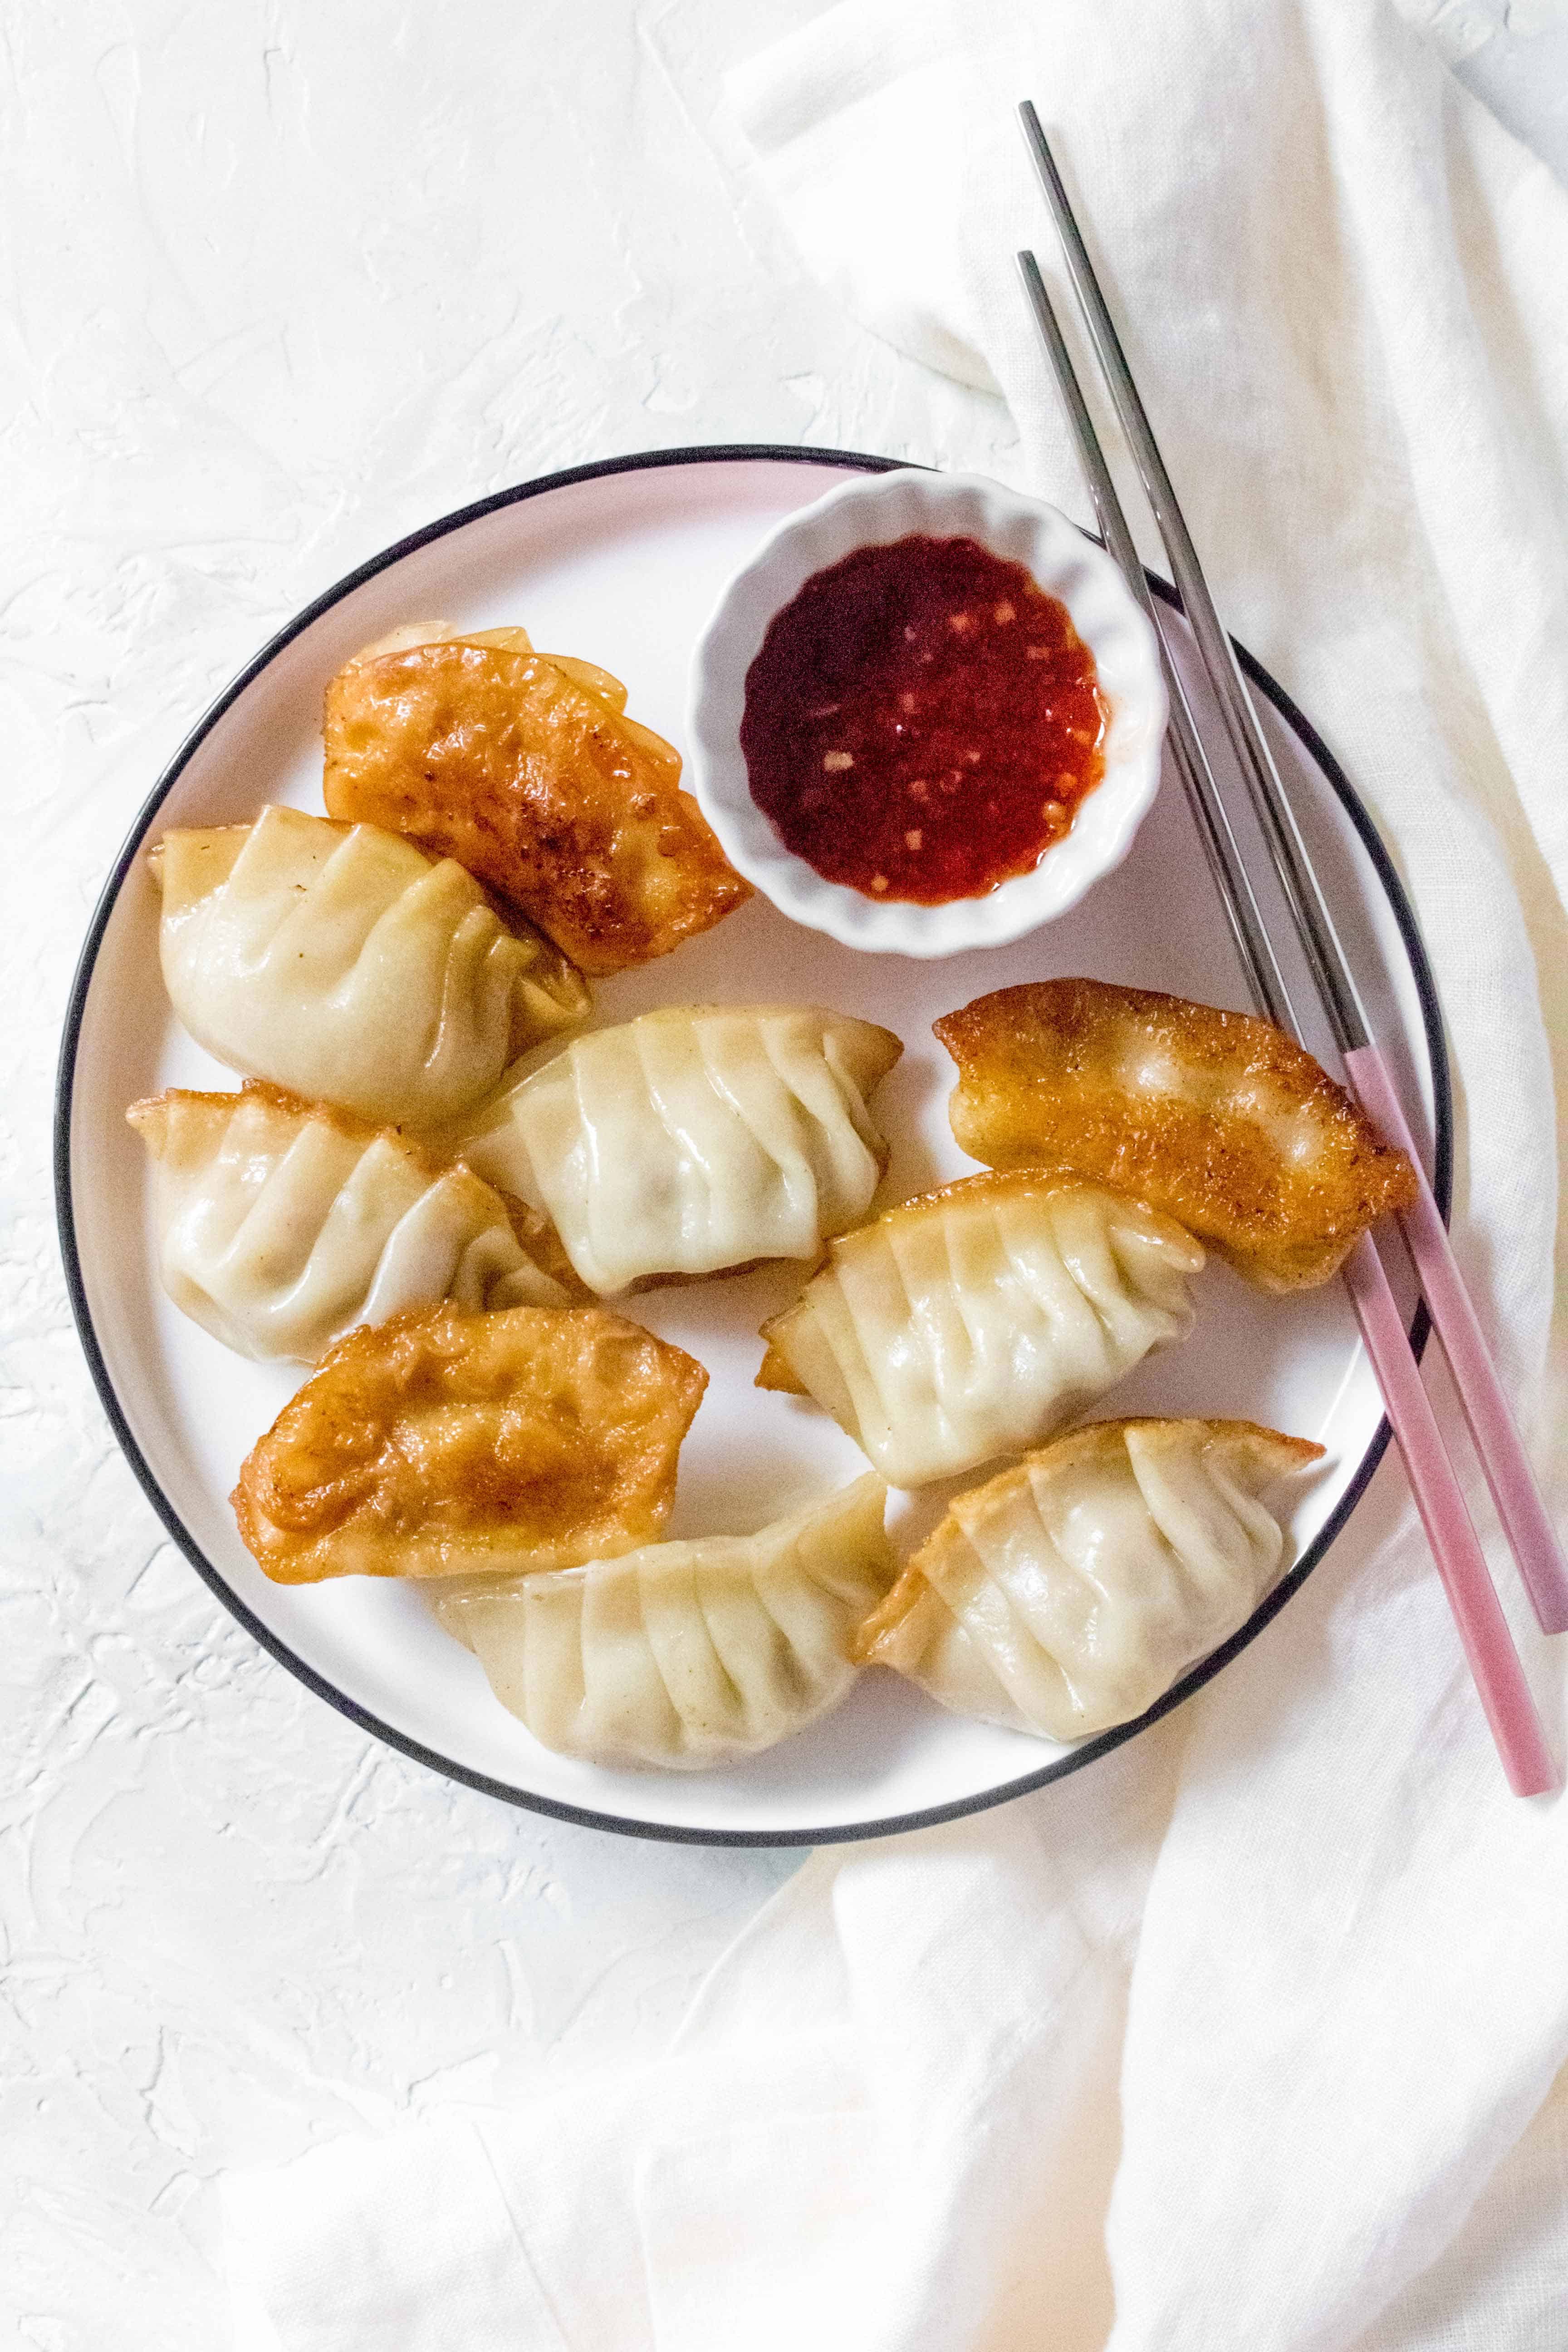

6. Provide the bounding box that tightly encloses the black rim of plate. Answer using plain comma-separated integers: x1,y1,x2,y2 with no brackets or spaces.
54,444,1452,1849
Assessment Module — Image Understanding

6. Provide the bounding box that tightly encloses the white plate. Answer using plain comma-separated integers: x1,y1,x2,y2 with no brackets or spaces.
56,447,1449,1848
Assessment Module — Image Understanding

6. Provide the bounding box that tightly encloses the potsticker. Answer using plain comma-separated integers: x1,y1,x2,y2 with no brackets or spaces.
757,1170,1202,1485
323,629,750,975
152,805,588,1130
129,1082,573,1362
935,978,1417,1291
856,1416,1323,1740
431,1475,896,1771
231,1303,706,1583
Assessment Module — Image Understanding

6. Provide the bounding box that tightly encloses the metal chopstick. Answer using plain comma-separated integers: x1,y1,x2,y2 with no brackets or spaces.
1015,255,1294,1034
1019,99,1568,1648
1015,248,1556,1797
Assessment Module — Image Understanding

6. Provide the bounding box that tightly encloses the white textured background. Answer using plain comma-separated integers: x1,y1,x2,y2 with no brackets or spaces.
2,2,1562,2341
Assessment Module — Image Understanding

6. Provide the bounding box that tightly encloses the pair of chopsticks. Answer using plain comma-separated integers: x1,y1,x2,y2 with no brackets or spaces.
1016,101,1565,1795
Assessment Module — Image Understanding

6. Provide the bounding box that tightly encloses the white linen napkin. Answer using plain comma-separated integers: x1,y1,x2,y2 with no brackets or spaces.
225,4,1568,2345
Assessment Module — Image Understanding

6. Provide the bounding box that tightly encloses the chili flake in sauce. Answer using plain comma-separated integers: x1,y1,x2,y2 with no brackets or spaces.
740,534,1105,904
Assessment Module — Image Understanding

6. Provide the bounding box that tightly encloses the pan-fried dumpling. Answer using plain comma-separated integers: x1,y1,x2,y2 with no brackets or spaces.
335,618,631,714
758,1172,1203,1485
456,1004,904,1295
935,978,1417,1290
430,1475,895,1770
856,1417,1323,1740
154,805,588,1128
127,1082,572,1361
322,630,751,974
231,1302,707,1584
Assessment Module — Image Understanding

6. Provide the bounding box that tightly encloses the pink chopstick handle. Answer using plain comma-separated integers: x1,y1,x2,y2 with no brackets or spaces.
1344,1043,1568,1637
1342,1234,1557,1794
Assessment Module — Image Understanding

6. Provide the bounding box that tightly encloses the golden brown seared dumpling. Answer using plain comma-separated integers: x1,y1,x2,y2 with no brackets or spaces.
153,806,588,1129
856,1416,1323,1740
758,1171,1203,1485
456,1004,904,1296
334,619,633,716
431,1475,896,1771
935,978,1417,1291
128,1082,573,1362
230,1303,706,1584
322,630,751,975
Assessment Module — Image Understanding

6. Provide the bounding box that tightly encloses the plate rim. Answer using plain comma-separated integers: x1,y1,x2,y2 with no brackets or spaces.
53,441,1452,1849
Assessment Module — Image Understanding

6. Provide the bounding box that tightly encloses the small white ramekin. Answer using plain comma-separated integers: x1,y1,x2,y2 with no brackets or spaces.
686,469,1167,958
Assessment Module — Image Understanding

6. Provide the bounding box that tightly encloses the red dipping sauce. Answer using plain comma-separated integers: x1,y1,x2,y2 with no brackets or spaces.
740,534,1106,904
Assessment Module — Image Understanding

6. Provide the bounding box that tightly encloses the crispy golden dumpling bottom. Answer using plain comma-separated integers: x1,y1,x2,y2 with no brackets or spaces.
231,1302,706,1583
323,636,750,975
935,977,1417,1290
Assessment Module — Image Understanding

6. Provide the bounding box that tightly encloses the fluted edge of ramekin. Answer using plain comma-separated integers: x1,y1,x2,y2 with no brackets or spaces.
686,468,1167,957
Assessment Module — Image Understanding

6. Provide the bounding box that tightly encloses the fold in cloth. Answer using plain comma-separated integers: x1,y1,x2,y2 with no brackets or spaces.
226,1775,1164,2350
226,4,1568,2345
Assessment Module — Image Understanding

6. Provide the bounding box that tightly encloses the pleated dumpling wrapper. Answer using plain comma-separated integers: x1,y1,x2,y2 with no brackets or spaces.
322,624,751,975
231,1302,706,1583
936,977,1417,1290
758,1170,1204,1485
430,1475,895,1770
856,1417,1323,1741
128,1083,573,1362
153,805,588,1129
456,1004,903,1295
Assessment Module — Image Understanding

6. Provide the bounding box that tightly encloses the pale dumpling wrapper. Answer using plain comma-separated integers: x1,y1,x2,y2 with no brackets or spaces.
759,1171,1203,1486
455,1003,903,1295
154,804,588,1129
431,1474,895,1771
857,1417,1323,1741
128,1082,571,1362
